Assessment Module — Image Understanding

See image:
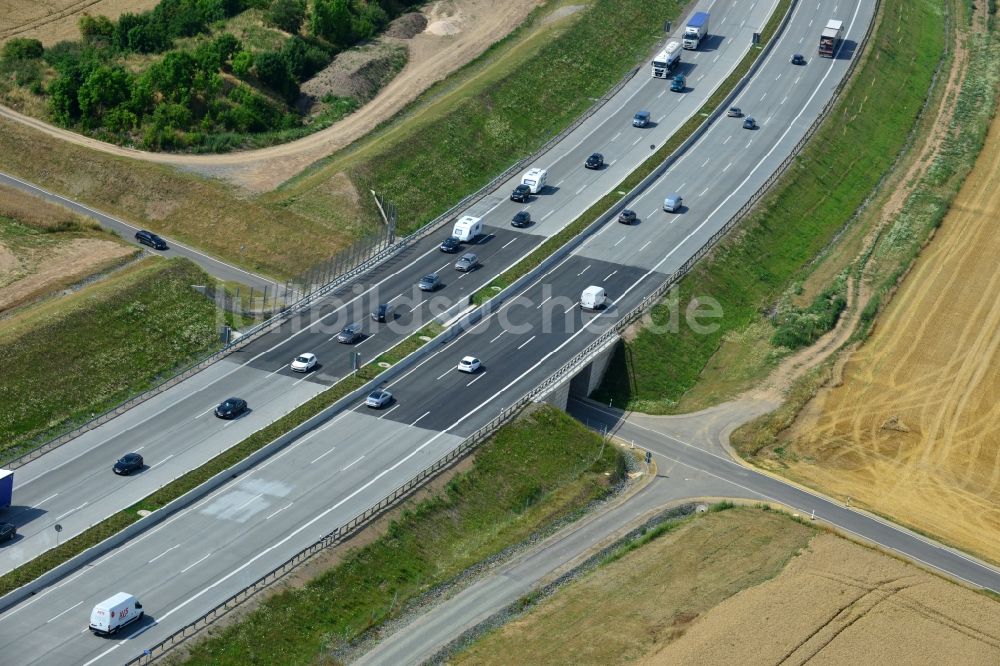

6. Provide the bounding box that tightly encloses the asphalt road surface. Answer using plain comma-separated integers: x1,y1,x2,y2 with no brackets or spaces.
354,397,1000,665
1,0,770,575
0,171,280,291
0,3,896,665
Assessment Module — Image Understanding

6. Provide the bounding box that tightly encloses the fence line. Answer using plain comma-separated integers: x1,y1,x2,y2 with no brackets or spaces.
1,64,640,470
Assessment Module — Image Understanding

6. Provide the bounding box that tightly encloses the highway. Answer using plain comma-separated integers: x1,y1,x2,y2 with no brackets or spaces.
0,0,770,575
354,397,1000,665
0,2,892,664
0,170,280,291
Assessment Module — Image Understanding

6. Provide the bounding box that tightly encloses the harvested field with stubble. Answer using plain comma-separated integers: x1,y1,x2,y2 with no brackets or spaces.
0,0,159,45
778,116,1000,565
453,508,1000,666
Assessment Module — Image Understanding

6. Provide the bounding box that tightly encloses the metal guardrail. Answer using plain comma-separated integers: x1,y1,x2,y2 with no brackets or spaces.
1,65,640,471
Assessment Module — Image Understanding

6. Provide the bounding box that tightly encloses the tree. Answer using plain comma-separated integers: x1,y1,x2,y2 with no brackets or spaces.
254,50,298,103
2,38,43,60
266,0,306,34
78,15,115,44
282,36,329,81
77,64,133,122
311,0,353,46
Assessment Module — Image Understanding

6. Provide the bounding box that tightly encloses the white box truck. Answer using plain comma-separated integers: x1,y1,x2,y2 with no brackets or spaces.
520,168,548,194
89,592,143,636
452,215,483,242
682,11,710,50
651,41,681,78
580,286,607,311
819,19,844,57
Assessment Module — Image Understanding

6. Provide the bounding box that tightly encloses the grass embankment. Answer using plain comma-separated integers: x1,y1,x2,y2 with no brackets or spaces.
0,258,221,460
451,506,815,664
593,0,946,413
733,0,999,460
175,406,624,665
0,319,443,597
283,0,684,234
470,1,791,306
453,505,1000,665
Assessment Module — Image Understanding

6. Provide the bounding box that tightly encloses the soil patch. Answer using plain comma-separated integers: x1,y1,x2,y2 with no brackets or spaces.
385,12,428,39
643,532,1000,665
0,237,135,313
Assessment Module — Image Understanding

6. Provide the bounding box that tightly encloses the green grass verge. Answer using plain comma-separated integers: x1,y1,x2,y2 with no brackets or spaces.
593,0,947,413
0,258,223,459
470,1,791,307
346,0,685,235
0,320,443,597
176,405,623,665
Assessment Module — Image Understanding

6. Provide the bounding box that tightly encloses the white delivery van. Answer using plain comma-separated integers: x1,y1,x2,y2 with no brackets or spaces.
580,286,607,311
663,193,683,212
521,168,548,194
89,592,143,636
452,215,483,242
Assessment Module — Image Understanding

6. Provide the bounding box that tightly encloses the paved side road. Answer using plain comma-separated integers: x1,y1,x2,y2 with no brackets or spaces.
353,397,1000,665
0,170,281,290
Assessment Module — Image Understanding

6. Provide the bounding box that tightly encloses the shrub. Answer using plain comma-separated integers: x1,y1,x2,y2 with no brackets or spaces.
2,38,43,61
266,0,307,33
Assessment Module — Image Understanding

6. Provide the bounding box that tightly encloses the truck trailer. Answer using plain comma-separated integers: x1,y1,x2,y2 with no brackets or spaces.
651,41,681,78
819,19,843,57
682,11,709,50
0,469,12,510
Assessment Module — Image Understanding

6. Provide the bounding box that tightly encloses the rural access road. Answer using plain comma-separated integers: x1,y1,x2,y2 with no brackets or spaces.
0,170,282,291
353,397,1000,665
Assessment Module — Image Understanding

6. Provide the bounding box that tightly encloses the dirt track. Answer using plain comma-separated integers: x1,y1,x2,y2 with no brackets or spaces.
0,0,542,193
781,111,1000,564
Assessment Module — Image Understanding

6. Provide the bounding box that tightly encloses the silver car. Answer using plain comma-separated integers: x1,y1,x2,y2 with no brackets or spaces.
365,389,393,409
455,253,479,272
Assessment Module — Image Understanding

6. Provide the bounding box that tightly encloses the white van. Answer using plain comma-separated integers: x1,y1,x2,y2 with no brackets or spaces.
520,168,548,194
89,592,143,636
452,215,483,242
663,193,683,212
580,286,607,311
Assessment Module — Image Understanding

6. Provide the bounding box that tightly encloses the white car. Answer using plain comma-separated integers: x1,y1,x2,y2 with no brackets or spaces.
457,356,481,373
290,353,317,372
366,389,393,409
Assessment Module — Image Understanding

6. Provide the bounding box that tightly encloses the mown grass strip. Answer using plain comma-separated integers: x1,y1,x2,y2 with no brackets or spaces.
593,0,947,412
0,321,442,598
470,1,791,306
179,405,624,665
0,259,223,460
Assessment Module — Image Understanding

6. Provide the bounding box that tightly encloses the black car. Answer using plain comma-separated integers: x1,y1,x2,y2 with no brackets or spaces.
511,210,531,228
113,453,144,475
742,116,757,130
135,230,167,250
791,53,806,65
0,523,15,544
618,209,637,225
371,303,391,322
585,152,604,169
215,397,248,419
419,273,441,291
439,236,462,253
337,322,363,344
510,184,531,203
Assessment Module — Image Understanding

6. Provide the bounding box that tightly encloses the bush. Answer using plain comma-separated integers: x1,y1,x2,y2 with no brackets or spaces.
2,38,43,61
78,15,115,44
770,276,848,349
266,0,306,33
254,49,299,102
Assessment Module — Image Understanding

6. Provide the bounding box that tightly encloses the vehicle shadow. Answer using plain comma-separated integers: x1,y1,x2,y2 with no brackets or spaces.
834,39,858,60
697,34,725,51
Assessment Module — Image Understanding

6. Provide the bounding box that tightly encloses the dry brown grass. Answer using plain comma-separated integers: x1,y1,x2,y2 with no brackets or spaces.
0,118,359,278
778,112,1000,566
